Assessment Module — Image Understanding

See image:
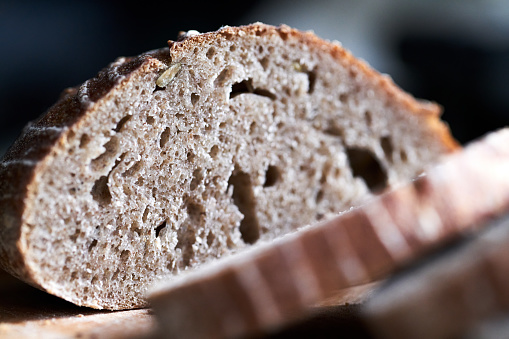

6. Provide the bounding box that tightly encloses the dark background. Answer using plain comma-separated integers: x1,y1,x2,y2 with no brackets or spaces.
1,0,508,156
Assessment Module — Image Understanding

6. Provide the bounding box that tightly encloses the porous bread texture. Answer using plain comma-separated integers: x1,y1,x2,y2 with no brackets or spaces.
0,23,457,310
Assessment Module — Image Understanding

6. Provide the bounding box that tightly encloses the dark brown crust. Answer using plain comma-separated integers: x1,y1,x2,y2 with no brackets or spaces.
0,23,457,300
149,129,509,339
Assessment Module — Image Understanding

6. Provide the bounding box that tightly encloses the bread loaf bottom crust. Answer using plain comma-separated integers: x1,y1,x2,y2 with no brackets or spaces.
0,23,457,309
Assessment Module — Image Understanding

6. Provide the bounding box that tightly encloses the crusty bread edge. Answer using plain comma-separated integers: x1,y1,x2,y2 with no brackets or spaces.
170,23,459,152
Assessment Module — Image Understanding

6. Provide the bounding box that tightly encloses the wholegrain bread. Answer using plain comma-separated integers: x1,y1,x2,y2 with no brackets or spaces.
149,128,509,339
0,23,456,310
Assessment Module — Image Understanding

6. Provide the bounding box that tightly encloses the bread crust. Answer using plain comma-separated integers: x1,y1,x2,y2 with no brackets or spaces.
171,24,458,151
0,23,457,304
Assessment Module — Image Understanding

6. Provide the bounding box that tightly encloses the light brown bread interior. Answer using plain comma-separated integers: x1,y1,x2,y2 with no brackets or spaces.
0,24,457,310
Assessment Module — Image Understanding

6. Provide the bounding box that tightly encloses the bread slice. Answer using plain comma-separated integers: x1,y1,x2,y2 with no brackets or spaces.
0,23,456,310
149,129,509,339
364,216,509,339
364,206,509,337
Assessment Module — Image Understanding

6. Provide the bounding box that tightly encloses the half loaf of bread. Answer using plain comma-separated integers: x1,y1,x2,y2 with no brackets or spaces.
0,23,457,310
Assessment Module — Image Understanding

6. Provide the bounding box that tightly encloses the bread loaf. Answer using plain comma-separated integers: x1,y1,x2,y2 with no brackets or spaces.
0,23,456,310
149,128,509,339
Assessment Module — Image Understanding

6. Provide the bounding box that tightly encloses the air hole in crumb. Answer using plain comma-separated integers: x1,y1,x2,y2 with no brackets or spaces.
381,136,394,163
209,145,219,158
191,93,199,106
320,162,332,184
259,56,270,71
230,78,276,100
206,47,216,59
142,206,150,222
229,45,237,52
88,239,98,252
400,149,408,162
307,70,317,94
160,127,171,148
114,115,132,132
120,250,130,261
70,229,81,242
316,189,324,203
91,137,119,171
91,276,98,285
339,93,348,103
146,116,155,125
323,125,344,138
249,121,257,134
207,232,215,246
365,110,373,127
187,151,196,162
153,85,165,93
228,168,260,244
258,45,264,54
263,165,281,187
190,168,203,191
186,201,205,223
155,221,166,238
91,176,112,205
79,134,91,148
346,147,388,192
214,67,234,87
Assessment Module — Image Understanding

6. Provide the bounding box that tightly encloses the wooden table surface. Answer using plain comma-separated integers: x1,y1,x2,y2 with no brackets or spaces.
0,268,374,339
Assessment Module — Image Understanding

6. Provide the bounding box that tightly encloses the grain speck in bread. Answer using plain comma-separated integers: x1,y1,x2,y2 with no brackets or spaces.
0,23,457,310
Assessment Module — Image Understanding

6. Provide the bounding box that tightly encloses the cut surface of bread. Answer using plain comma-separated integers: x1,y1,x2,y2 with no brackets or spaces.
149,129,509,339
0,23,456,310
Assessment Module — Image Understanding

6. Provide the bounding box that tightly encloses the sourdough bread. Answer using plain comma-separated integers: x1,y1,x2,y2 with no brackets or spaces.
148,129,509,339
0,23,456,310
